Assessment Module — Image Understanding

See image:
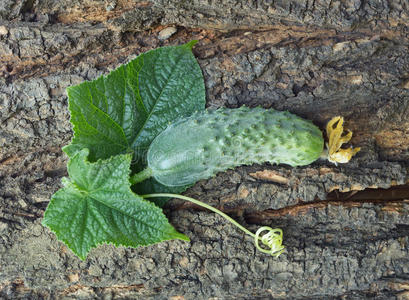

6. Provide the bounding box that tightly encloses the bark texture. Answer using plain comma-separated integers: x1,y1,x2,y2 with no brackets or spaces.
1,0,409,299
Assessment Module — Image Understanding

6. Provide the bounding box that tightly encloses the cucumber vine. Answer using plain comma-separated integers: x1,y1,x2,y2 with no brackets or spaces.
143,193,285,257
42,41,359,260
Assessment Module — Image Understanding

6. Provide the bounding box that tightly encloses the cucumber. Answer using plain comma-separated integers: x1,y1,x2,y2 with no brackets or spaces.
147,107,324,187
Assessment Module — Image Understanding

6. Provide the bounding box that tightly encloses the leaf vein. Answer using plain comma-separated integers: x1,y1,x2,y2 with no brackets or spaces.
131,50,188,146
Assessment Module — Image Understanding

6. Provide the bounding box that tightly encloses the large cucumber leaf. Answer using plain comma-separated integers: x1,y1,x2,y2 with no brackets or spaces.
63,41,205,205
42,149,188,260
63,41,205,163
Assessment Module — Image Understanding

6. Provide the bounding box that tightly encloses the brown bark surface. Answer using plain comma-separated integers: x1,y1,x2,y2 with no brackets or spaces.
1,1,409,299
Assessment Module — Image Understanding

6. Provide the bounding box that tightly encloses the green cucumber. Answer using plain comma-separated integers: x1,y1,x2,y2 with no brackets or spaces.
147,107,324,187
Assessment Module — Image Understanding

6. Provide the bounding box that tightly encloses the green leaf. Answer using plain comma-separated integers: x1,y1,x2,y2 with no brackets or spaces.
42,149,189,260
63,41,205,163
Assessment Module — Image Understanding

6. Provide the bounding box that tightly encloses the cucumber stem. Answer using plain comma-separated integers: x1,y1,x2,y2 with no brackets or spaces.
142,193,285,257
130,167,153,185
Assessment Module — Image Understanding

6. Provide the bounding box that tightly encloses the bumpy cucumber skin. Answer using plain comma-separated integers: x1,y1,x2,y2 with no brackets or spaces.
148,107,323,187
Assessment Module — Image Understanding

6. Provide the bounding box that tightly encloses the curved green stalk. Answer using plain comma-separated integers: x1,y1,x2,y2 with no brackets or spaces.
130,167,153,185
142,193,285,257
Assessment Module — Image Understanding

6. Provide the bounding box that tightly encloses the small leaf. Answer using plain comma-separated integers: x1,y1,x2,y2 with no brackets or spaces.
63,41,205,163
42,149,188,260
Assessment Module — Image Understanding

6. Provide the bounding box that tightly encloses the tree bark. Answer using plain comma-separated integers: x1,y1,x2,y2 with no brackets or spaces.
1,1,408,299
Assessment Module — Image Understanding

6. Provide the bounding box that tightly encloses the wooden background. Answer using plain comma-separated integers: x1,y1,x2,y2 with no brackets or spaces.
1,1,409,299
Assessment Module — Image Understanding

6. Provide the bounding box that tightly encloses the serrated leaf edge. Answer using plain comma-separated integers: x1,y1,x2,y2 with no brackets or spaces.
42,149,189,260
63,41,199,159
